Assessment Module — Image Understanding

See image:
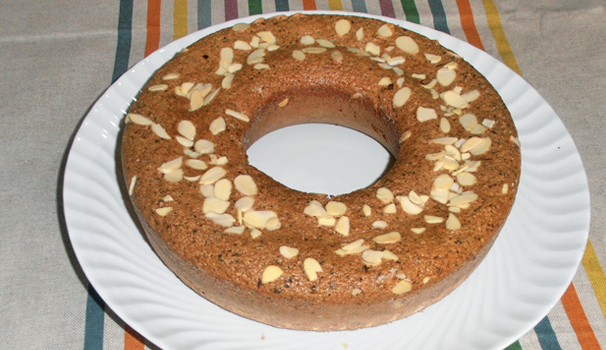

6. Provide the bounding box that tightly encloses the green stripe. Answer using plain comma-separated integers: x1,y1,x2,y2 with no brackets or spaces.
248,0,263,15
400,0,420,23
504,340,523,350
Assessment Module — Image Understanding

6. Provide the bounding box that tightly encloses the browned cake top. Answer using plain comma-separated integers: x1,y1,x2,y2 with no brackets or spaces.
121,13,520,307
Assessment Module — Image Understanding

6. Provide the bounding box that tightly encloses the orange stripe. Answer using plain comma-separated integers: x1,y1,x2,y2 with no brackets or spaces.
561,283,602,350
455,0,485,50
302,0,317,10
124,324,145,350
144,0,162,57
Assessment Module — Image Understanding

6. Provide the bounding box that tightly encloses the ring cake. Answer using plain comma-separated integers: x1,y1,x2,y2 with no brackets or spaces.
120,13,521,331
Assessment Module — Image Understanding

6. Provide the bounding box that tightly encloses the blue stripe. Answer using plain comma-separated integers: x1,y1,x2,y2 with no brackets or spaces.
275,0,290,11
198,0,212,29
83,285,105,350
535,316,563,350
112,0,134,83
351,0,368,13
427,0,450,34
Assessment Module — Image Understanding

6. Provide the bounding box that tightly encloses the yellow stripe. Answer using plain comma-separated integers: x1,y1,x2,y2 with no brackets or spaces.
173,0,188,41
480,0,522,75
328,0,344,11
582,239,606,319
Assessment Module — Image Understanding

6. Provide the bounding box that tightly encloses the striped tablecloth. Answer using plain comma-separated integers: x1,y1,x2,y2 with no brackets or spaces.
1,0,605,349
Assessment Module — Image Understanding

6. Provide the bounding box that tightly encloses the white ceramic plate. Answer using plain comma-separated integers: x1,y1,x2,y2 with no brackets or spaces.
63,11,590,350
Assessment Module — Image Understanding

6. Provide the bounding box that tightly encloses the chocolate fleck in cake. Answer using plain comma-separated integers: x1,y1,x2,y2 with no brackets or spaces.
120,13,521,331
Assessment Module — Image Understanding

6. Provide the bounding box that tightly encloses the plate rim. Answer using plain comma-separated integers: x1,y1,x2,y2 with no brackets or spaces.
63,10,591,350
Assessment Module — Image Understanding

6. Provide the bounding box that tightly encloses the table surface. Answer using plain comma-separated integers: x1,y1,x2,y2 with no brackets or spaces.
1,0,605,349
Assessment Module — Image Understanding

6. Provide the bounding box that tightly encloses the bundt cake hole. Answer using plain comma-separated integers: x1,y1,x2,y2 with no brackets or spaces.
245,88,399,195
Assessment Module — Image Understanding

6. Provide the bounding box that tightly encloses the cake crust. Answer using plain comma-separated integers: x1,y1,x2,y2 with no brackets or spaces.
120,13,521,331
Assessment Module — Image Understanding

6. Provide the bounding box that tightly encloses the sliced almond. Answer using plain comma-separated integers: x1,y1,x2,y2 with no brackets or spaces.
126,113,153,125
254,63,270,70
376,187,394,204
399,130,412,143
436,67,456,86
445,213,461,230
265,217,281,231
335,216,350,236
431,137,458,145
439,118,451,133
243,210,277,229
222,73,235,89
331,50,343,62
482,119,495,128
203,88,220,106
509,135,521,147
411,227,426,234
280,246,299,258
225,226,246,234
292,50,305,60
200,166,226,185
148,84,168,92
372,220,388,228
302,47,327,54
151,123,171,140
387,56,405,66
448,191,478,207
392,280,412,294
225,108,250,122
424,215,444,224
459,113,478,131
424,53,442,63
470,124,487,135
399,196,423,215
200,184,214,197
304,200,328,217
316,39,336,48
442,90,469,109
247,48,266,65
304,258,322,281
502,183,509,194
355,27,364,41
213,178,232,201
393,87,412,107
158,157,183,174
364,42,381,56
278,98,289,107
162,72,180,80
209,117,226,135
362,250,383,266
234,40,252,50
155,207,173,216
395,36,419,54
377,24,393,37
300,35,315,45
317,215,336,227
469,137,491,155
416,107,437,122
232,22,250,32
378,77,392,86
205,212,235,227
185,159,207,170
382,250,399,261
335,19,351,36
373,231,401,244
261,265,283,284
194,139,214,154
234,175,258,196
220,47,234,64
177,120,196,140
203,197,230,214
256,31,276,44
189,89,205,111
128,176,137,195
383,203,397,214
235,196,254,212
362,204,372,216
460,137,484,153
325,201,347,216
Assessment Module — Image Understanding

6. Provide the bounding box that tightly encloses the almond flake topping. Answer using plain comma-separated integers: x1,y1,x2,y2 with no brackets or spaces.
373,231,401,244
442,90,469,109
395,36,419,54
335,216,350,236
194,139,214,154
203,197,230,214
362,204,372,216
318,215,336,226
316,39,336,48
424,215,444,224
247,48,265,65
502,183,509,194
377,24,393,37
292,50,305,60
225,226,245,234
232,23,250,31
280,246,299,258
162,72,180,80
398,196,423,215
446,213,461,230
151,123,171,140
383,203,397,214
436,67,456,86
126,113,152,125
222,73,235,89
378,77,392,86
304,200,328,217
243,210,278,229
392,280,412,295
325,201,347,216
200,166,226,185
440,118,451,133
393,87,412,107
177,120,196,140
256,31,276,44
128,176,137,196
175,136,194,148
424,53,442,63
234,175,258,196
158,157,183,174
356,27,364,41
362,250,383,266
163,169,183,182
399,130,411,143
148,84,168,92
461,90,480,102
213,178,232,201
304,258,322,281
331,50,344,62
300,35,315,45
261,266,283,284
185,159,207,170
234,40,252,50
225,108,250,122
278,98,289,107
365,42,381,56
376,187,394,204
335,19,351,36
372,220,388,228
235,196,254,212
205,212,235,227
209,117,226,135
155,207,173,216
416,107,437,122
411,227,426,234
302,47,327,54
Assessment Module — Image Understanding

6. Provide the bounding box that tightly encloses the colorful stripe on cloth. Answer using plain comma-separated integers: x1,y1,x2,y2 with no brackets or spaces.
86,1,604,349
